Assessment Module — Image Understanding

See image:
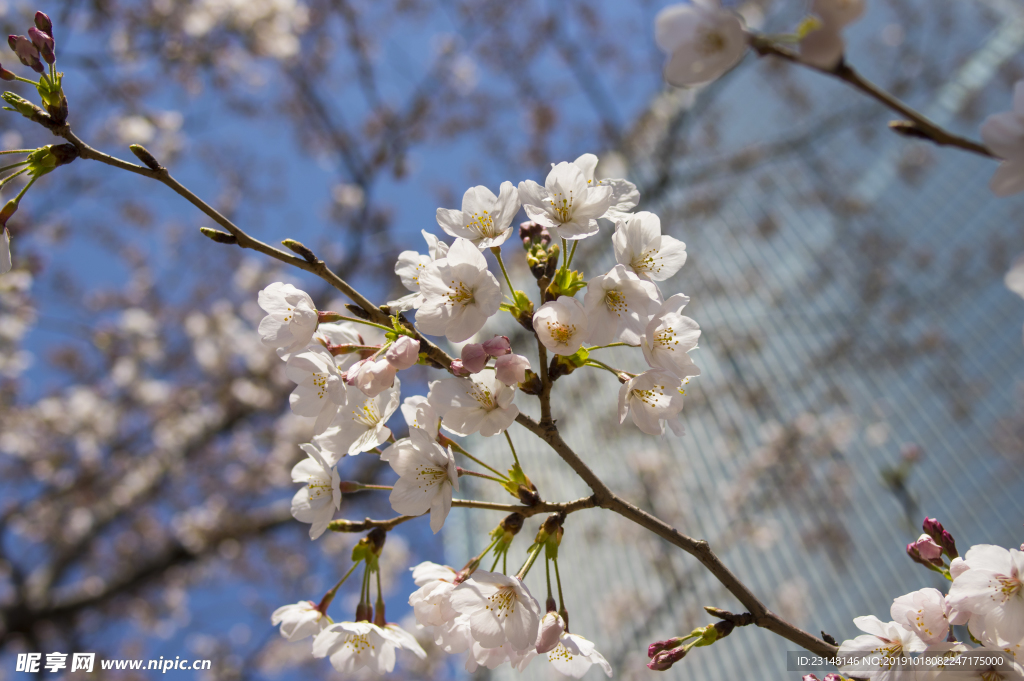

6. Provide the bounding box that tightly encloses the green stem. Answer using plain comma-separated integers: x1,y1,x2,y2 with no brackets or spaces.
546,556,553,602
585,359,633,377
515,542,544,580
491,247,515,293
333,314,395,334
0,161,28,175
504,430,522,469
566,239,578,268
449,441,508,479
357,484,393,491
11,75,39,87
585,342,636,351
503,550,507,576
11,175,37,202
489,550,502,572
317,560,361,614
553,556,566,611
459,469,507,484
561,237,568,272
0,167,29,189
375,564,384,609
0,150,36,155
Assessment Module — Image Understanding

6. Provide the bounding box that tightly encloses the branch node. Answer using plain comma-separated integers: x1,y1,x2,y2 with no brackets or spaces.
888,120,932,141
199,226,237,245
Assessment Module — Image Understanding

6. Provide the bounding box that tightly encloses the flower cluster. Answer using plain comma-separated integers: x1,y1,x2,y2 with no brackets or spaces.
257,151,700,675
833,518,1024,681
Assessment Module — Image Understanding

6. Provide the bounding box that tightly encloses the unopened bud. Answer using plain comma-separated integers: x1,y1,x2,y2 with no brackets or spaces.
27,27,53,64
461,343,488,373
519,220,550,248
482,335,511,357
199,226,237,244
282,238,317,263
517,484,541,506
648,645,687,671
35,12,53,37
0,199,18,226
822,674,844,681
500,512,525,536
0,64,14,81
907,539,944,569
648,637,684,659
8,35,43,73
129,144,162,171
803,675,821,681
923,517,958,559
450,358,472,377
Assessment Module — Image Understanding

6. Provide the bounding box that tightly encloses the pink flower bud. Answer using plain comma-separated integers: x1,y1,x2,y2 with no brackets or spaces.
8,35,43,73
460,343,488,373
535,612,565,654
802,676,821,681
911,534,943,562
482,335,511,356
450,359,472,377
346,357,396,397
385,336,420,370
34,12,53,37
647,646,687,671
822,674,843,681
0,64,14,81
647,637,684,659
27,28,53,64
922,517,958,558
494,353,530,385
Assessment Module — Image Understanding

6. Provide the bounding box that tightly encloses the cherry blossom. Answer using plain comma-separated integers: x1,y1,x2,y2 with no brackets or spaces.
258,282,319,354
417,237,503,342
947,545,1024,649
534,296,589,356
285,345,347,435
618,370,688,436
1,228,10,274
315,379,401,462
1006,254,1024,343
289,443,341,540
482,335,511,356
584,264,661,346
494,354,530,386
409,561,460,628
449,570,542,651
382,427,459,533
271,601,329,642
518,161,613,240
312,621,403,674
535,611,565,654
401,395,441,439
381,623,428,663
654,0,747,87
837,616,928,681
641,293,702,380
436,182,521,249
548,631,613,678
385,336,420,370
799,0,866,70
982,82,1024,197
612,211,688,282
573,153,639,221
345,357,396,397
390,230,449,312
890,588,951,645
461,342,489,373
428,373,519,437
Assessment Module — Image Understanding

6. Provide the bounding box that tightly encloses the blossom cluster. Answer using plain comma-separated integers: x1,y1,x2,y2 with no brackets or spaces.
831,519,1024,681
255,151,701,675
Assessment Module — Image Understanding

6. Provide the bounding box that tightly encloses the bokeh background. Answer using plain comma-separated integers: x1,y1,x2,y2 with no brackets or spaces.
1,0,1023,679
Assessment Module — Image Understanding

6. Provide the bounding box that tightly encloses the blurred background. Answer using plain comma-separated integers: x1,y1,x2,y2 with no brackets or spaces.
0,0,1022,679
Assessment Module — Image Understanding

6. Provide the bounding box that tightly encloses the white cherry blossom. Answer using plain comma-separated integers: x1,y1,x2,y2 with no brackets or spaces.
891,588,951,645
837,616,928,681
401,395,440,439
312,621,403,674
584,264,661,346
641,293,702,380
285,345,347,435
449,570,542,651
271,601,329,642
428,373,519,437
799,0,865,70
536,611,565,654
436,182,521,249
573,153,639,221
315,379,401,462
289,443,341,540
548,631,613,678
258,282,319,354
618,370,688,436
381,624,428,664
534,296,588,356
417,237,503,342
947,545,1024,649
390,230,450,312
982,81,1024,197
386,336,420,370
1,228,11,274
409,562,460,628
654,0,747,87
382,427,459,533
518,161,613,240
466,639,531,672
612,211,688,282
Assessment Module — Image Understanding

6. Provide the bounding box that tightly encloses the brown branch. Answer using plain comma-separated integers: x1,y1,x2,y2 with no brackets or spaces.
748,37,995,159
